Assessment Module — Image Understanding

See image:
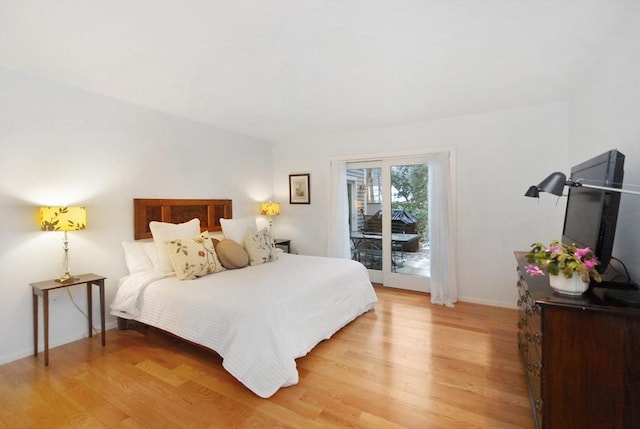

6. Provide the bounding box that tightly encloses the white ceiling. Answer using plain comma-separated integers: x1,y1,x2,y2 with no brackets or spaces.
1,1,637,142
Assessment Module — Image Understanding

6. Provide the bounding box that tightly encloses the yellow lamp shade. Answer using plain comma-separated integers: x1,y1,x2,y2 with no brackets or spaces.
39,206,87,231
260,202,280,217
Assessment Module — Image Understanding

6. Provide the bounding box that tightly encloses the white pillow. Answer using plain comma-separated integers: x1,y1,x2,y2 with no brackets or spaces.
220,217,257,247
144,242,160,271
209,232,226,242
149,218,201,273
121,241,155,273
244,227,278,266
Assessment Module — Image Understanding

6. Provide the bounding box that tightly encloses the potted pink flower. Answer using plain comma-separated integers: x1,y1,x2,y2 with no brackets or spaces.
525,240,601,295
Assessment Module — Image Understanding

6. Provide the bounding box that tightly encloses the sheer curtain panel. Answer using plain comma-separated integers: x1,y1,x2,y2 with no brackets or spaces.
326,159,350,258
428,152,458,306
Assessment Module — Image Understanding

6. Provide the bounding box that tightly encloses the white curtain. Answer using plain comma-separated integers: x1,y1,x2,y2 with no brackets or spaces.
428,152,458,306
326,159,351,258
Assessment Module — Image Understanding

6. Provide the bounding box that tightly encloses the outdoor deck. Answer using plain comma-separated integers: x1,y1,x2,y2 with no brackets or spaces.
353,240,431,278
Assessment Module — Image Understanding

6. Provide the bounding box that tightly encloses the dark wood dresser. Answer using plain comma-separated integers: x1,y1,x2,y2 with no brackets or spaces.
515,252,640,429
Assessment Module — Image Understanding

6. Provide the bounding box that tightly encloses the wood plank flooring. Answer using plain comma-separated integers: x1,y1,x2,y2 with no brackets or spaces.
0,286,534,428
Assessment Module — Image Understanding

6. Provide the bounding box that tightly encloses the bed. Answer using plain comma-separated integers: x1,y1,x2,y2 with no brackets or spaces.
110,198,378,398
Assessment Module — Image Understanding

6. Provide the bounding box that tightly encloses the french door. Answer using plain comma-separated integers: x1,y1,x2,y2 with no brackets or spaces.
347,156,430,292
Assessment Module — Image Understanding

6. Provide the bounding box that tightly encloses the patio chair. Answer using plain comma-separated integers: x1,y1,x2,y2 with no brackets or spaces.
358,237,382,270
391,222,406,267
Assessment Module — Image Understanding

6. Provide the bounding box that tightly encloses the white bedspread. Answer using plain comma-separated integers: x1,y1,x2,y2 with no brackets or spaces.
110,253,377,398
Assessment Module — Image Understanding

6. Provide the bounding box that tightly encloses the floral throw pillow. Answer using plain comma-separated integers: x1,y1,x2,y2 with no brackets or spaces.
244,227,278,266
166,232,225,280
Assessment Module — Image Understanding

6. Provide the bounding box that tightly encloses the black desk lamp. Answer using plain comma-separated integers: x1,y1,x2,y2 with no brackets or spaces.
525,171,640,197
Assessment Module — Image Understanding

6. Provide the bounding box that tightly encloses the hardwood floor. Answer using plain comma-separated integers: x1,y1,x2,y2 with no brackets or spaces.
0,286,534,429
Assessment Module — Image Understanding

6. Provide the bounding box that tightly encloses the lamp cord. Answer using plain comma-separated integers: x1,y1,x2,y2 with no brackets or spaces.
65,289,99,337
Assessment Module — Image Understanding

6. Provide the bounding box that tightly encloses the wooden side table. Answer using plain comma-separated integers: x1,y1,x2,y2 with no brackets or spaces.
274,238,291,253
31,273,107,366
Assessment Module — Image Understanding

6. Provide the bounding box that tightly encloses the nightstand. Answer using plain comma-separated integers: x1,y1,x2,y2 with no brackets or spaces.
274,238,291,253
31,273,107,366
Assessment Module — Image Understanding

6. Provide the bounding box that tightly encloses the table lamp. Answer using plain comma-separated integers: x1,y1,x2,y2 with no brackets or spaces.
260,201,280,229
39,206,86,282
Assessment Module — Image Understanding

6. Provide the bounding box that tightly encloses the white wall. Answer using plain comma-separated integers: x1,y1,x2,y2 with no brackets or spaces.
569,11,640,283
272,101,570,306
271,9,640,307
0,69,274,364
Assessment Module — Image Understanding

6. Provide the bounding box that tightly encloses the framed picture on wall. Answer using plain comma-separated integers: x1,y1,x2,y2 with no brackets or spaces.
289,173,310,204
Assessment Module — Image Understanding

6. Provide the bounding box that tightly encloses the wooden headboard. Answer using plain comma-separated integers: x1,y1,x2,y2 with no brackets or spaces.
134,198,233,240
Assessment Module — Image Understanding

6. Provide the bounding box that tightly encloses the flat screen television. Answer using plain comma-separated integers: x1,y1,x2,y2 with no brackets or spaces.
562,149,625,274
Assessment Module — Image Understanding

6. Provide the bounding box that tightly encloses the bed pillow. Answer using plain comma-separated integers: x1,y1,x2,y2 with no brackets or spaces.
215,239,249,269
165,232,225,280
144,243,160,271
208,232,226,242
220,217,257,247
121,241,155,273
149,218,201,273
244,227,278,266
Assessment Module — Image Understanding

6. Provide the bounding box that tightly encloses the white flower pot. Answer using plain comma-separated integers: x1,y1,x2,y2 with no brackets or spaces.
549,274,589,296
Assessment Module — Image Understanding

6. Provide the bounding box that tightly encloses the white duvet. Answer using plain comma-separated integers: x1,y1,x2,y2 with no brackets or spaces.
110,253,377,398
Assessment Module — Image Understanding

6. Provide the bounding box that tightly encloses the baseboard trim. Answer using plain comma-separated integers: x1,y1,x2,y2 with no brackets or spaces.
0,320,118,365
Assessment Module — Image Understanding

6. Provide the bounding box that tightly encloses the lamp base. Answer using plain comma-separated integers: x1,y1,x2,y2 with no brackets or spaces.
56,272,77,283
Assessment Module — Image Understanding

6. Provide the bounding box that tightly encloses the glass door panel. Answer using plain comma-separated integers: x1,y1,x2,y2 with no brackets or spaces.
347,163,384,284
385,161,430,291
347,157,431,292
